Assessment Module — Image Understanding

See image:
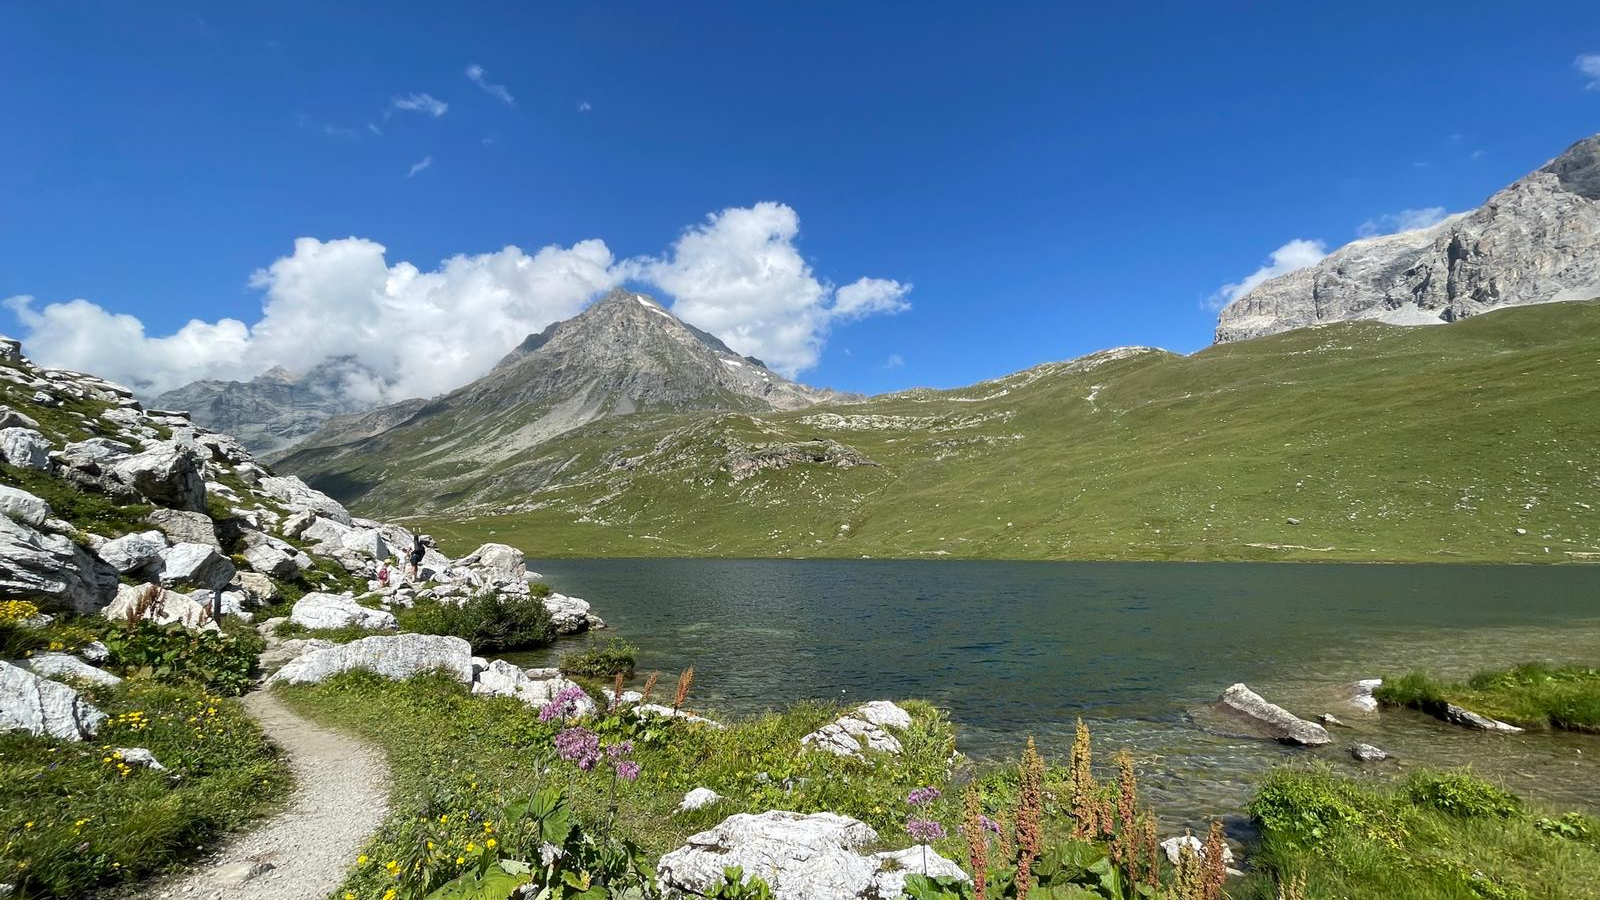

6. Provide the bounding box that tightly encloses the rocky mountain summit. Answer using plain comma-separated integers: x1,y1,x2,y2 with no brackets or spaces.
1216,133,1600,342
154,357,381,458
275,288,856,508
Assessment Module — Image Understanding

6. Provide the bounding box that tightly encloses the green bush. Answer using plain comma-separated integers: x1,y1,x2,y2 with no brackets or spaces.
559,637,637,679
100,620,263,696
1404,769,1520,819
397,592,555,653
1247,765,1372,845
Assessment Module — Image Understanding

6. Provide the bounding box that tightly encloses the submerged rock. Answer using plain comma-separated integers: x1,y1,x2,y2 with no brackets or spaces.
1216,683,1331,746
1350,742,1390,762
1441,703,1524,733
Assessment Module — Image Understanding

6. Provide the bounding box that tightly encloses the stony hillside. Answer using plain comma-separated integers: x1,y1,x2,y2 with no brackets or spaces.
154,357,381,457
277,288,855,502
324,301,1600,564
1216,133,1600,342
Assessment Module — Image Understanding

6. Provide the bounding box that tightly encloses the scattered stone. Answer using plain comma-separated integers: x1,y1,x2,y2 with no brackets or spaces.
1318,713,1348,728
114,747,166,771
1216,683,1331,746
215,860,275,886
243,541,300,579
80,640,110,663
0,427,51,470
1286,517,1302,525
868,846,970,898
0,660,106,740
801,701,912,758
677,787,725,813
1350,742,1390,762
1442,703,1524,733
0,405,39,430
289,592,398,631
264,634,474,686
14,652,122,687
281,509,318,540
1160,834,1238,871
158,542,237,591
95,530,168,574
0,484,50,527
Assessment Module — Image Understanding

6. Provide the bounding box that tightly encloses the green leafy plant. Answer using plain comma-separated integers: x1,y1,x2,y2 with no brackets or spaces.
398,592,555,653
559,638,637,679
1404,769,1520,819
101,619,262,696
705,866,777,900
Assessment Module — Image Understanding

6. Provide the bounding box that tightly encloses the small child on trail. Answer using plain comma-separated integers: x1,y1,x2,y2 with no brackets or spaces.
377,562,390,587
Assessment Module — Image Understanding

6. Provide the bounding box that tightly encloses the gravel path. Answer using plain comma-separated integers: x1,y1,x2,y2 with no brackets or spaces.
144,690,391,900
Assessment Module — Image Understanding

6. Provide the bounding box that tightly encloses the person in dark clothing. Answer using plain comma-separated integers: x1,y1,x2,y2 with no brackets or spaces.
407,535,427,582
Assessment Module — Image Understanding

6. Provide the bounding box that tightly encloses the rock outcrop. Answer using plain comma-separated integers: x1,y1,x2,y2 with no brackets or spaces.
801,700,913,758
1217,134,1600,342
288,593,398,632
264,634,475,686
1216,683,1331,746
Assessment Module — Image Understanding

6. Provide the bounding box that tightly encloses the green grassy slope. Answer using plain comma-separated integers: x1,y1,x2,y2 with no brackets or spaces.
294,301,1600,562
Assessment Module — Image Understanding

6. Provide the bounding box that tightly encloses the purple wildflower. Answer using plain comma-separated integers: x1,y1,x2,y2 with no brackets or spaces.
906,786,942,807
906,817,946,842
614,759,641,781
979,814,1001,835
554,727,601,771
539,685,590,722
605,740,635,760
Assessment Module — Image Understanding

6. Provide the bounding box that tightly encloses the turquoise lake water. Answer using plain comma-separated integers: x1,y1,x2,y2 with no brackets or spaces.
505,559,1600,825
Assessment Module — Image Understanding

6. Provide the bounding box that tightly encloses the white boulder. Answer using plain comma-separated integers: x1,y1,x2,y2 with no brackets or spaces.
15,652,122,687
0,427,51,470
264,634,474,686
464,542,526,576
114,747,166,771
144,508,219,548
544,592,607,634
0,515,120,613
95,530,168,574
1217,683,1331,746
869,846,970,898
801,701,912,758
677,787,725,813
158,542,236,591
242,542,300,579
289,592,398,632
0,485,49,527
0,660,106,741
103,584,218,632
471,660,597,715
110,443,207,512
258,476,352,525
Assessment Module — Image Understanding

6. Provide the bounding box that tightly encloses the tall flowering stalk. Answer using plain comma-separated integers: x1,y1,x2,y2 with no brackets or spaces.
1014,737,1044,900
1068,719,1099,839
1200,819,1229,900
640,671,660,703
672,667,695,712
600,739,641,868
610,672,627,710
961,787,990,900
540,685,589,723
905,785,944,874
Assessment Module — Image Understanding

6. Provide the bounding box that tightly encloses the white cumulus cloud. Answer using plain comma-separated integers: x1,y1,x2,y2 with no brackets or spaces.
3,203,907,401
466,64,515,105
1577,54,1600,89
391,93,448,117
1208,239,1327,309
1356,206,1452,238
637,202,911,376
5,237,623,402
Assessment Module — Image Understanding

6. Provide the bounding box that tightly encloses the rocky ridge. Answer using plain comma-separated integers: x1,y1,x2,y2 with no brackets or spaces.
154,358,380,458
1216,134,1600,343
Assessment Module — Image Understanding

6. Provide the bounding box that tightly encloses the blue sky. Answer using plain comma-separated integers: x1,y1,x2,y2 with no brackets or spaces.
3,2,1599,400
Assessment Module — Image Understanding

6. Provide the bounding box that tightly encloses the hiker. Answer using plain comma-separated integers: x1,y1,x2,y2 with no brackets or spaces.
407,535,427,582
377,561,390,587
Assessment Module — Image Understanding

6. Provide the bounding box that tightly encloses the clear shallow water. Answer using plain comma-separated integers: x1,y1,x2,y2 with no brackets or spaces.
506,559,1600,825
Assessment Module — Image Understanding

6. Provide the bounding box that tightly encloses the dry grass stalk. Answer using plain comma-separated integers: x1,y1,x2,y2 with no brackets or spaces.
1277,871,1307,900
641,671,660,703
672,667,694,712
961,786,989,900
611,671,626,710
1068,719,1099,838
1014,736,1045,900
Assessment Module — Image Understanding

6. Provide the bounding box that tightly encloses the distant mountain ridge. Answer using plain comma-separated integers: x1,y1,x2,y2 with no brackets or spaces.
274,288,858,499
1216,133,1600,342
153,357,379,457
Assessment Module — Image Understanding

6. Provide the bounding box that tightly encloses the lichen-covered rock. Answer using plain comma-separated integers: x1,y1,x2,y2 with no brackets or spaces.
0,427,51,470
145,508,220,549
258,475,352,525
658,810,959,900
0,660,106,741
158,542,237,591
264,634,473,686
235,571,281,605
0,485,50,527
801,701,911,758
95,530,168,574
288,592,397,631
14,652,122,687
1217,683,1331,746
242,541,300,579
